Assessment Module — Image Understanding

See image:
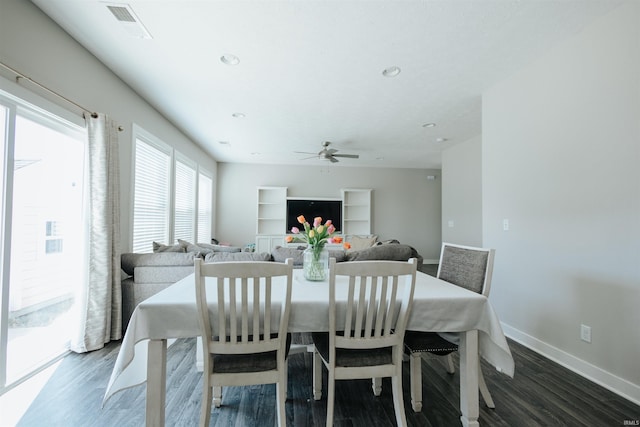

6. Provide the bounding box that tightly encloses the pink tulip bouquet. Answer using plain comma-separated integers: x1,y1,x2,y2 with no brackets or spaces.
286,215,335,250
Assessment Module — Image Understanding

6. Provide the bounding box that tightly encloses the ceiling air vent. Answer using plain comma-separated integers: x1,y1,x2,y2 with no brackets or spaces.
105,4,152,39
107,5,136,22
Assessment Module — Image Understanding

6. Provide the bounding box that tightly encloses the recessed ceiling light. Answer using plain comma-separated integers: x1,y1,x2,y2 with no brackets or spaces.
382,66,401,77
422,123,436,128
218,141,230,145
220,54,240,65
251,152,261,155
436,138,448,143
232,112,245,118
376,157,385,161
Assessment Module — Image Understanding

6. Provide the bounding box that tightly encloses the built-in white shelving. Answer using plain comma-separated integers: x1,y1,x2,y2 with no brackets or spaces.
256,187,287,253
255,187,372,252
341,189,372,236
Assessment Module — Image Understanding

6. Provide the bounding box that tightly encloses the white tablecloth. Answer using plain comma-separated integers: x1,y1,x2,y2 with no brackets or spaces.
104,270,514,404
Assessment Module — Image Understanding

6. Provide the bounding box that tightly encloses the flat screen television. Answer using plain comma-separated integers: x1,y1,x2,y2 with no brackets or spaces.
286,199,342,233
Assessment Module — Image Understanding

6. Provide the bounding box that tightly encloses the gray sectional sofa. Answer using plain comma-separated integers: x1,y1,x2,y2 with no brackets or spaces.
120,242,423,329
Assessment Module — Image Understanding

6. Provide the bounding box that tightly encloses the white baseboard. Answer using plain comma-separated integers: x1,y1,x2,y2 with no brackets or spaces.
502,323,640,406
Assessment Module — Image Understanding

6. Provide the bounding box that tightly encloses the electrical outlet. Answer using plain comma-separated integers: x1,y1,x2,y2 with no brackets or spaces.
580,324,592,343
448,220,455,228
503,219,510,231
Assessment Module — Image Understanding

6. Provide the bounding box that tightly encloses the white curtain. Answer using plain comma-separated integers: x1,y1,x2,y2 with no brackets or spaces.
71,113,122,352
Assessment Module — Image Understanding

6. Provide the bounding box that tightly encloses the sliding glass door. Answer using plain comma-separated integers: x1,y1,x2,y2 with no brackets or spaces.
0,92,86,394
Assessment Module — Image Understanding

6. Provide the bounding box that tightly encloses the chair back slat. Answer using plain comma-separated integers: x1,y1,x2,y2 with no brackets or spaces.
380,276,399,336
195,259,293,355
330,258,417,351
364,276,378,338
228,278,237,343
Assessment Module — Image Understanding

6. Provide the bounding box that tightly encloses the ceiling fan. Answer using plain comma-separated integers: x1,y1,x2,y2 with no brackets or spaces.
297,141,359,163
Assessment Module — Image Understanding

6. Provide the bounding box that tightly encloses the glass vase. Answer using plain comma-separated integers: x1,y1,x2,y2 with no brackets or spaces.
303,244,329,281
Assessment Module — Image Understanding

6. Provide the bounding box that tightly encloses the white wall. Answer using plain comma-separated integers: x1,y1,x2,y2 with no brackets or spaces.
0,0,218,252
217,163,442,261
483,1,640,403
441,136,483,246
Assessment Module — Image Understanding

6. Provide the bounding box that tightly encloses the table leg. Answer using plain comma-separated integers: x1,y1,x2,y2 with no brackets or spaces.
146,339,167,427
459,330,479,427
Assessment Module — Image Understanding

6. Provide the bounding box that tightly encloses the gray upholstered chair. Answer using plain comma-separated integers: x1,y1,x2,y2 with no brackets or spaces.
312,257,417,427
194,258,293,427
404,243,496,412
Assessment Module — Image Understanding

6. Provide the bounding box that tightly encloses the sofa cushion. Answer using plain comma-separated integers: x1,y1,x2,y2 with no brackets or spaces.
206,244,242,253
204,251,272,262
178,239,242,255
152,241,185,253
345,244,413,262
271,246,347,265
328,249,347,263
121,252,197,276
134,265,194,284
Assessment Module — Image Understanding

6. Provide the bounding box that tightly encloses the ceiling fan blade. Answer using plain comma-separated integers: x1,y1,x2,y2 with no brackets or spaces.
294,151,317,155
299,155,320,160
328,156,339,163
332,154,359,159
326,148,338,155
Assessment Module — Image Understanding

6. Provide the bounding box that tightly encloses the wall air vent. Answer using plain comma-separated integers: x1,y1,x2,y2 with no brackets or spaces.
105,4,152,39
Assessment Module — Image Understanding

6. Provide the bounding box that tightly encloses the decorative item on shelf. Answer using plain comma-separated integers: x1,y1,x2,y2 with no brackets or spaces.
286,215,335,281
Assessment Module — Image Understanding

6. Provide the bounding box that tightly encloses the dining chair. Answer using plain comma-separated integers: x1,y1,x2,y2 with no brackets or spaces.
194,258,293,427
312,257,417,427
404,242,496,413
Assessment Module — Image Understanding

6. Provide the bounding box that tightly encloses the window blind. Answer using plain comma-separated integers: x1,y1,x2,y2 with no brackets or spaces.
174,158,196,243
197,172,213,243
132,138,171,253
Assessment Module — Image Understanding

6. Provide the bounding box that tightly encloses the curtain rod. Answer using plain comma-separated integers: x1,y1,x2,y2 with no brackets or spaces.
1,60,99,118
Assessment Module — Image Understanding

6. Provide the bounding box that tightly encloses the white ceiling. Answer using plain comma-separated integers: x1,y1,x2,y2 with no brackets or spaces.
31,0,621,169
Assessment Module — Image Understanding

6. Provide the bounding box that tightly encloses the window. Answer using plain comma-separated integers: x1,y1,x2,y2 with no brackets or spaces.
1,87,86,394
174,156,196,243
197,171,213,243
45,221,64,254
131,125,213,252
131,132,171,253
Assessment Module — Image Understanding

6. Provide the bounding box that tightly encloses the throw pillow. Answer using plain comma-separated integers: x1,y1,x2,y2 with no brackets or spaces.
152,241,185,253
270,246,305,265
348,235,378,251
178,239,215,256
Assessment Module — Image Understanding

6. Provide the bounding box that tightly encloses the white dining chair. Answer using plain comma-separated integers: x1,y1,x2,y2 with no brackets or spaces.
312,257,417,427
194,258,293,427
404,243,496,412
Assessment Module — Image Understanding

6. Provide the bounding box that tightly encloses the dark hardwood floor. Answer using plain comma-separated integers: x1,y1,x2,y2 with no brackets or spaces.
13,333,639,427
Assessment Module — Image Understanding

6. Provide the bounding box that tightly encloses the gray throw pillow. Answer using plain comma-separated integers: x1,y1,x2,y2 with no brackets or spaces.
271,246,305,265
178,239,215,256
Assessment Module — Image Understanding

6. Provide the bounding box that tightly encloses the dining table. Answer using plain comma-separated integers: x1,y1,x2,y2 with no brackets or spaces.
103,268,515,427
